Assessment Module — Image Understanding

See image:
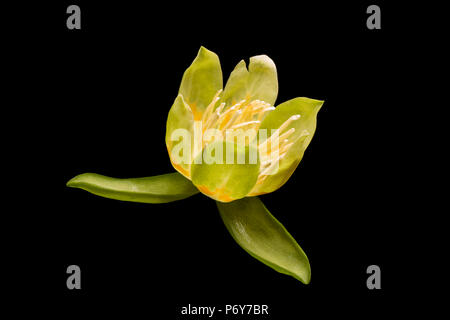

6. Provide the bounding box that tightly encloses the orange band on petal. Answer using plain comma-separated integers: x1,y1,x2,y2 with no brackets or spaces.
197,185,234,202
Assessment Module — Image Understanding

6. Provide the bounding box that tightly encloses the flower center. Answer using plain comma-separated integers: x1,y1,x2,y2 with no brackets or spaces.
201,90,274,136
199,90,307,182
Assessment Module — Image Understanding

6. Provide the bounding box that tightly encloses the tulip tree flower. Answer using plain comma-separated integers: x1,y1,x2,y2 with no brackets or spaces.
67,47,323,284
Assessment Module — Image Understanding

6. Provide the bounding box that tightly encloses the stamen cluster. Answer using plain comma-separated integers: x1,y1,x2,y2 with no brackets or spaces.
199,90,308,181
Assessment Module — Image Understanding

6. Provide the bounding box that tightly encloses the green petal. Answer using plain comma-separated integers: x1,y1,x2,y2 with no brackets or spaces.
217,197,311,284
178,46,223,117
66,172,199,203
221,55,278,106
166,94,195,178
250,97,323,195
190,141,259,202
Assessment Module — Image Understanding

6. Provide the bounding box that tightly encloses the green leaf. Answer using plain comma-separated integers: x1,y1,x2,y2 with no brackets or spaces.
66,172,199,203
249,97,323,196
217,196,311,284
221,55,278,107
179,46,223,117
190,141,260,202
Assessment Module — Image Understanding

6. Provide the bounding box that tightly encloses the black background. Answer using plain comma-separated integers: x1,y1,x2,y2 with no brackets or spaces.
6,1,424,318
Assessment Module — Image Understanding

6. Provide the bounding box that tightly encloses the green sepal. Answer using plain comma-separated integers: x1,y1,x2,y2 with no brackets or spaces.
66,172,199,203
217,196,311,284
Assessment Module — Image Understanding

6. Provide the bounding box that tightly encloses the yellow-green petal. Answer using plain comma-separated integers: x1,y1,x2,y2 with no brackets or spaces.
190,141,260,202
166,94,195,178
221,55,278,107
217,197,311,284
178,46,223,119
249,97,323,195
66,172,199,203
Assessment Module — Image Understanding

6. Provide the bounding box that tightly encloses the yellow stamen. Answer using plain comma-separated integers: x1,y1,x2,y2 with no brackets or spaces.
200,90,302,184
